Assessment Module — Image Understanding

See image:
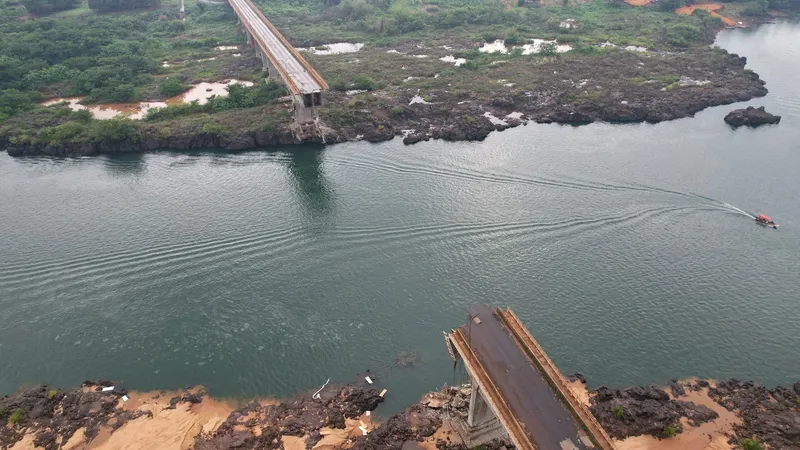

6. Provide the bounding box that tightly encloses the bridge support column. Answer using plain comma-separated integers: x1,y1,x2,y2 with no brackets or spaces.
444,379,507,448
468,384,495,427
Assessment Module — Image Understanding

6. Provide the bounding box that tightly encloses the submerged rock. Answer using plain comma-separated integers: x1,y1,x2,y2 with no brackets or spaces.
724,106,781,127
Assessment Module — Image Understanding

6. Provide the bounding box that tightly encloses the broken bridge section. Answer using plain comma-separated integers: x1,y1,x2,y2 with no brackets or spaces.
446,305,616,450
227,0,328,123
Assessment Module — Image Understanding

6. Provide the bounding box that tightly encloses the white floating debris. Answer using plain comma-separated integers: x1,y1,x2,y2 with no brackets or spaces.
386,49,400,54
122,395,129,402
379,389,388,397
102,386,114,392
413,54,429,58
366,410,371,416
216,45,238,51
365,376,373,384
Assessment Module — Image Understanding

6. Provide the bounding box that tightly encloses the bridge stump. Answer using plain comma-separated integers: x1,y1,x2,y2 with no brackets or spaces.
449,380,508,447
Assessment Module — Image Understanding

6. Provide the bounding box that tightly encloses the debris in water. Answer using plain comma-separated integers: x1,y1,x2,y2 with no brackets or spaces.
365,376,373,384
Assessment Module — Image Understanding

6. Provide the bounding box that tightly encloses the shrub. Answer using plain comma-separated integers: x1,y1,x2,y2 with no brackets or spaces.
88,0,159,12
351,75,377,91
662,424,678,438
539,41,559,56
612,405,623,418
158,78,188,97
89,118,139,143
20,0,79,14
8,408,25,425
47,390,58,399
40,121,85,144
741,439,764,450
201,122,224,136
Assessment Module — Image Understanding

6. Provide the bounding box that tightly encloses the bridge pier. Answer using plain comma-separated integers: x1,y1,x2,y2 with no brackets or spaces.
447,381,508,447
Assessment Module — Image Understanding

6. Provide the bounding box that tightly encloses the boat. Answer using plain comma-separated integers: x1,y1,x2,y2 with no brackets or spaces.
755,214,778,229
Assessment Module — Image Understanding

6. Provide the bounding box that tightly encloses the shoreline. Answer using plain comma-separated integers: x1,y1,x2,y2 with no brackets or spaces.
1,376,797,449
2,36,770,157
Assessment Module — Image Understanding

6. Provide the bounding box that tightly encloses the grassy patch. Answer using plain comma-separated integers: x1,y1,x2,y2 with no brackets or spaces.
8,408,25,426
662,423,678,438
741,439,764,450
612,405,623,418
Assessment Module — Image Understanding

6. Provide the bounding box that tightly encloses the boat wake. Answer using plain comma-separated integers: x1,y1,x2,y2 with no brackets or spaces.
721,203,755,219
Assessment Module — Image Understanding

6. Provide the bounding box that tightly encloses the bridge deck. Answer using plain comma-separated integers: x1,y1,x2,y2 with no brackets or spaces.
455,305,596,450
228,0,325,95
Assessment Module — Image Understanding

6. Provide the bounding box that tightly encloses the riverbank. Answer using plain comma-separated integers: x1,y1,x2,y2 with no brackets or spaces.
2,377,797,449
0,45,767,157
0,0,782,157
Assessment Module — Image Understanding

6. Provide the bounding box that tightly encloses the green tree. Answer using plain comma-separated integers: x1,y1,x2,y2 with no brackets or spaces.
0,89,42,121
158,78,187,97
21,0,79,15
88,117,139,143
741,439,764,450
88,0,159,12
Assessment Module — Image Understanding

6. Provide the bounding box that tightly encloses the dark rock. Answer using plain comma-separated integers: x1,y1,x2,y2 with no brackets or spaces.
708,378,800,449
589,383,717,439
794,381,800,395
567,373,587,384
669,380,686,397
697,380,710,388
403,133,428,145
724,106,781,127
490,97,515,108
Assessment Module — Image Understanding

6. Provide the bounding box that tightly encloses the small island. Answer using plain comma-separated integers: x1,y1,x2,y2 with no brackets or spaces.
724,106,782,127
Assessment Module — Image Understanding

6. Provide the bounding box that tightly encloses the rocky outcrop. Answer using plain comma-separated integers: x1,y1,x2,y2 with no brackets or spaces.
0,381,147,450
589,384,718,439
724,106,781,127
709,379,800,449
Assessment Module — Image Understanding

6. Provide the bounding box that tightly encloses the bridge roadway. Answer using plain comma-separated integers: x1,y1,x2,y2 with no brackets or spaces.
449,306,616,450
227,0,327,97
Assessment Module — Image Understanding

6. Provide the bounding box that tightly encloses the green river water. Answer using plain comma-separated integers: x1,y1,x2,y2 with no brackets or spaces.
1,23,799,412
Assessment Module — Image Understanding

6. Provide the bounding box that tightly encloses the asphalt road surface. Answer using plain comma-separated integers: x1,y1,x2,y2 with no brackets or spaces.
229,0,322,94
460,305,591,450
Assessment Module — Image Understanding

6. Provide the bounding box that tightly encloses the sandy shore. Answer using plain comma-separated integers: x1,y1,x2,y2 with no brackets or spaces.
2,377,798,449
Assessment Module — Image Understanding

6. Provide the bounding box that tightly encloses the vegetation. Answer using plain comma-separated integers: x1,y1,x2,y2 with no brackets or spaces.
8,408,25,425
21,0,79,15
662,424,678,438
1,0,796,149
145,81,285,120
47,389,58,399
159,78,190,97
741,439,765,450
88,0,160,12
612,405,624,418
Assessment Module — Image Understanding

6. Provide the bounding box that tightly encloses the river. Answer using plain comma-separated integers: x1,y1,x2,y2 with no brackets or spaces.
1,23,798,412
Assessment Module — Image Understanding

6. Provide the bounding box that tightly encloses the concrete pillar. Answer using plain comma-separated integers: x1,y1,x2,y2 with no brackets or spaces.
468,384,494,427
